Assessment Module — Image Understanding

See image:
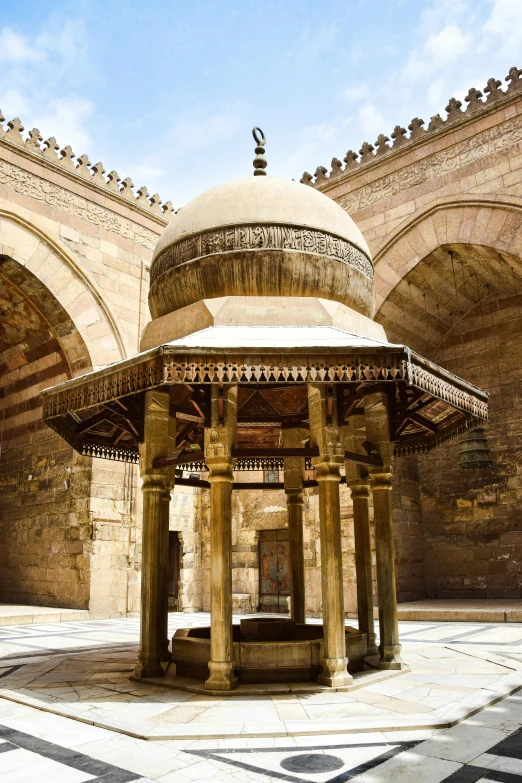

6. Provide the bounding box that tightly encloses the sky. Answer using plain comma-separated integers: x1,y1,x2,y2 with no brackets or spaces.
0,0,520,208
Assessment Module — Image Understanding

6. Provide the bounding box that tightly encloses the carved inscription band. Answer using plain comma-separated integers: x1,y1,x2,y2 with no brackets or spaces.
339,113,522,213
150,223,374,285
0,159,159,250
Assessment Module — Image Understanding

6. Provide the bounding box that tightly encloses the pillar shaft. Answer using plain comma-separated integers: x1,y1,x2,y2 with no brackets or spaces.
160,487,172,660
283,426,306,624
342,417,378,658
135,388,174,678
205,385,238,691
286,490,305,623
363,391,402,670
350,480,378,656
308,384,352,687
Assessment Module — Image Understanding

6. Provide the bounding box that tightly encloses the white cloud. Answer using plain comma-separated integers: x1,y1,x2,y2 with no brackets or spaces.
295,23,338,68
168,102,247,154
0,28,43,63
342,85,366,103
287,121,338,171
424,24,471,62
358,103,386,140
1,88,30,119
0,20,94,154
0,21,86,67
482,0,522,56
34,97,94,153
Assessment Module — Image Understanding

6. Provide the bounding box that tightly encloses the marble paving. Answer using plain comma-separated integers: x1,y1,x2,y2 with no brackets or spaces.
1,615,522,739
1,615,522,780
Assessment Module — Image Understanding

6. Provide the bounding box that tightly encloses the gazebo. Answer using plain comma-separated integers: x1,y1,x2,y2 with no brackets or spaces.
41,133,488,693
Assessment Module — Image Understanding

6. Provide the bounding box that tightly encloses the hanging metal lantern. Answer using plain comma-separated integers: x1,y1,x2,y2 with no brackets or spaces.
459,427,493,469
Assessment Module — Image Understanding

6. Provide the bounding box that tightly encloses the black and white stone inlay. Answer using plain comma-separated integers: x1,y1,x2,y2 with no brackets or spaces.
0,723,141,783
280,752,344,773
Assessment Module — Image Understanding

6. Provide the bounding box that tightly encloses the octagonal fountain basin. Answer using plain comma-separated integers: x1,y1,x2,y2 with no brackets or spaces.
171,622,367,684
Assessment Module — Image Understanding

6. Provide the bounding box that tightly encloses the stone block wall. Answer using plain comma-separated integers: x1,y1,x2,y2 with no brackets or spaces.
190,474,383,619
0,123,165,614
418,292,522,598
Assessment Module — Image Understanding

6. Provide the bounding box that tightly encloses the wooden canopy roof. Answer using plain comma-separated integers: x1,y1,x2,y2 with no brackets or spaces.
41,342,489,466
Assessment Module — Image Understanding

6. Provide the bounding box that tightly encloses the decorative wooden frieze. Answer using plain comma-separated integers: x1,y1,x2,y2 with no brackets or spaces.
394,415,481,456
41,346,487,421
150,223,374,286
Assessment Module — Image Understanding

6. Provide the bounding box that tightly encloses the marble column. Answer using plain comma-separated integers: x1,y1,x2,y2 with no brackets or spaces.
160,411,176,661
363,391,403,670
135,388,176,678
205,385,239,691
283,426,306,624
342,420,378,657
308,384,353,687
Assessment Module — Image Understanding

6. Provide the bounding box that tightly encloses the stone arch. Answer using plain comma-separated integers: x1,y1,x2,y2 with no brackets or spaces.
371,201,522,602
373,198,522,313
0,207,127,369
0,209,130,611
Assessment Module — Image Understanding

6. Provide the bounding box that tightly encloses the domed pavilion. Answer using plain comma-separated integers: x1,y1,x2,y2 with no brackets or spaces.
42,132,488,693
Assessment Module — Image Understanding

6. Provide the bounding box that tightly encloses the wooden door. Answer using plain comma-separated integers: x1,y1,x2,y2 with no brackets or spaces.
168,531,181,610
258,529,290,613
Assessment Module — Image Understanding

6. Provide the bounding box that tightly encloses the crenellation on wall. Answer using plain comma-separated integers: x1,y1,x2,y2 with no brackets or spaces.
0,112,175,223
302,66,522,191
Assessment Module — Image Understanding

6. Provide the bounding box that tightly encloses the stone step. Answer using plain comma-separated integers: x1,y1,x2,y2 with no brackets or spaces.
397,599,522,623
0,604,89,626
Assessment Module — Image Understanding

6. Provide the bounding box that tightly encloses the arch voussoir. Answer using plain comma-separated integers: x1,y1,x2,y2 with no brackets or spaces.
0,209,126,370
374,199,522,312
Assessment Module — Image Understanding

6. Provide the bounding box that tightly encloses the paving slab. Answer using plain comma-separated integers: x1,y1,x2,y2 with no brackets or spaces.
397,600,522,623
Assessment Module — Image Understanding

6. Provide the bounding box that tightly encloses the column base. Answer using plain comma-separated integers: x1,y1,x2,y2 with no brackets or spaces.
367,632,379,657
318,657,353,687
378,645,403,670
205,660,239,691
134,651,164,679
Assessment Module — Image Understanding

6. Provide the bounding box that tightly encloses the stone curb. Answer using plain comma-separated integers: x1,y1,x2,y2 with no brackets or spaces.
2,673,522,741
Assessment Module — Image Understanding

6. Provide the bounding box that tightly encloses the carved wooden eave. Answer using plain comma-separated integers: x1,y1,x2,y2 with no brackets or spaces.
41,341,489,463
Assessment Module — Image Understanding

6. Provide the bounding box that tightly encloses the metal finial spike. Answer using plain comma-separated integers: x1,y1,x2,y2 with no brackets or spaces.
252,126,267,176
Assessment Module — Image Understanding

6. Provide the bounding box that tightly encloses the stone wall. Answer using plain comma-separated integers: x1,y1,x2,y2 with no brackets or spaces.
309,70,522,602
189,475,380,619
0,116,165,613
419,292,522,598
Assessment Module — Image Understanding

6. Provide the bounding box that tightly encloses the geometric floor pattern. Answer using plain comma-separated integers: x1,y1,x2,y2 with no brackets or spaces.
186,740,421,782
183,729,522,782
3,710,522,781
2,615,522,780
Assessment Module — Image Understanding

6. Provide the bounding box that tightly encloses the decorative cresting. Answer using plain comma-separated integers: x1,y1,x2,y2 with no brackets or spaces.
150,223,374,286
301,65,522,188
252,127,267,176
0,111,175,221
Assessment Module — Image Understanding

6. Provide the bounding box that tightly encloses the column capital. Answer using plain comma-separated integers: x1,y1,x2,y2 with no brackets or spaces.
205,453,235,476
142,471,169,487
285,488,304,504
312,454,343,481
347,477,371,499
369,469,393,490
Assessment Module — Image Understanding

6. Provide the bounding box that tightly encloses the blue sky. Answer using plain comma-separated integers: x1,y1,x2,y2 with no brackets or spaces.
0,0,520,207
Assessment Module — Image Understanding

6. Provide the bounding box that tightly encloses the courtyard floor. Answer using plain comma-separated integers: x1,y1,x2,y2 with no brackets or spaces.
1,614,522,781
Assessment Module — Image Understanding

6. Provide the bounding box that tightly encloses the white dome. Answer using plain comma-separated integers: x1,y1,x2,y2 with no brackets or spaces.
153,176,371,262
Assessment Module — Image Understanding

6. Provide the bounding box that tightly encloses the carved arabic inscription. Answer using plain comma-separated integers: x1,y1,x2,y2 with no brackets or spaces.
150,223,374,285
0,159,159,250
338,113,522,213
